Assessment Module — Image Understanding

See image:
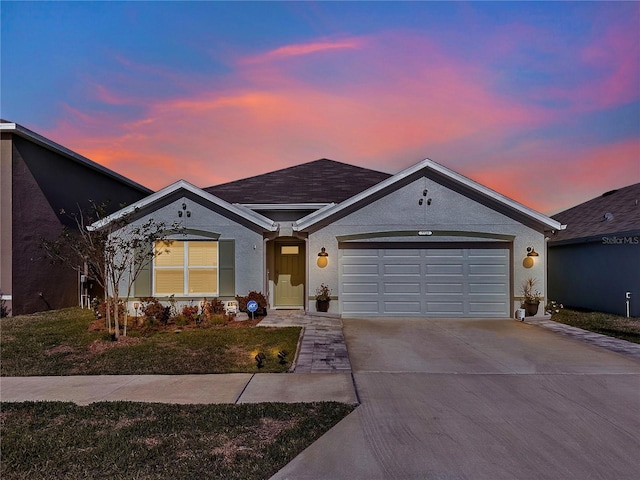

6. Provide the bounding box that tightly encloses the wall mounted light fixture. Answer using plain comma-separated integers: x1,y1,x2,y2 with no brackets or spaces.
317,247,329,268
178,202,191,218
523,246,538,269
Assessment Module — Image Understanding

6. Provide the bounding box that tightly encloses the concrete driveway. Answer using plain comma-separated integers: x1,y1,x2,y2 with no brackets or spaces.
272,318,640,480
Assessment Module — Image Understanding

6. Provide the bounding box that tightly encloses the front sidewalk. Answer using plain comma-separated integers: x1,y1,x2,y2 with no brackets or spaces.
0,373,358,405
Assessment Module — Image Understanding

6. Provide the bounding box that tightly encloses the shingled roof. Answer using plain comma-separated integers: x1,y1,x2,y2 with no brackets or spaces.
550,183,640,243
204,159,392,204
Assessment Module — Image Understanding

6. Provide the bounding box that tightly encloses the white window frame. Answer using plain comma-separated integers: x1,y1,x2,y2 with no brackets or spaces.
153,240,219,296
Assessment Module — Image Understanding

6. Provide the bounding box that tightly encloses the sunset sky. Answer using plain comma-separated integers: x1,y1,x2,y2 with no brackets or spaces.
2,1,639,215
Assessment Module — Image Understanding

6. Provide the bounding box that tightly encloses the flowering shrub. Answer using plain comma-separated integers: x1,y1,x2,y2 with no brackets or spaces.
235,291,268,316
181,305,199,323
545,300,564,315
140,297,170,325
97,299,125,319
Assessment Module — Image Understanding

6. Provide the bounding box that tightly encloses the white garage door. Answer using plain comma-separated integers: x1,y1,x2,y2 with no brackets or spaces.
340,245,510,318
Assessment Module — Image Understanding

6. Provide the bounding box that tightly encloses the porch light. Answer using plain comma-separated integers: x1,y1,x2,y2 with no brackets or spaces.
317,247,329,268
523,247,538,269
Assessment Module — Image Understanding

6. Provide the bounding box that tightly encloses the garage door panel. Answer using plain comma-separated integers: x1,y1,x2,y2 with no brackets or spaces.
384,264,421,275
426,249,464,257
383,249,421,257
426,283,464,294
340,245,510,318
469,264,507,275
342,282,379,294
427,301,465,315
384,283,421,294
426,264,464,275
384,301,422,314
469,302,509,314
469,282,507,294
343,301,379,314
343,264,379,275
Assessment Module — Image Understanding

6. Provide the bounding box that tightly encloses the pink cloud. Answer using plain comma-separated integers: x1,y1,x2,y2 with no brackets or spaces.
544,24,639,112
240,38,361,64
41,30,637,215
464,138,640,214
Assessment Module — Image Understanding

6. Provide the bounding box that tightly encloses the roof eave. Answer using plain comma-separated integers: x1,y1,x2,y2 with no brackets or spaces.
89,180,278,232
295,158,566,232
1,121,153,195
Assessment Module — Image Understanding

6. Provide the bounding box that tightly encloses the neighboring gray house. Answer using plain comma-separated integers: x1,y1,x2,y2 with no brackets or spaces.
548,184,640,317
98,158,564,318
0,120,152,315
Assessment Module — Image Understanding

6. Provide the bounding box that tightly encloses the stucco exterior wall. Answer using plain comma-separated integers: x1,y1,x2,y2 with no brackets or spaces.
306,176,548,316
5,133,150,315
114,195,265,305
549,241,640,317
1,134,13,314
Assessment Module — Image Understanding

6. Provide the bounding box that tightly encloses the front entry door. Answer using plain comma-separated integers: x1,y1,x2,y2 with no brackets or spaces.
275,244,305,307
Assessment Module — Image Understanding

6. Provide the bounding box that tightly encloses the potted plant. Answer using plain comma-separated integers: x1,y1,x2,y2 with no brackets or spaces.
315,283,332,312
521,277,542,317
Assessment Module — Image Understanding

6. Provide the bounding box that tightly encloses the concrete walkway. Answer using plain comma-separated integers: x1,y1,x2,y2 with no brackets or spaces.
0,309,357,405
259,310,352,373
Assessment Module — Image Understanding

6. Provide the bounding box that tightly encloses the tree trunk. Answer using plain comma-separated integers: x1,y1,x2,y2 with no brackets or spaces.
112,288,120,340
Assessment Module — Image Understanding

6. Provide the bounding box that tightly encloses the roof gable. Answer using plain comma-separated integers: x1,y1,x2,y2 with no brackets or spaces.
295,159,565,232
90,180,277,232
550,183,640,243
204,158,392,204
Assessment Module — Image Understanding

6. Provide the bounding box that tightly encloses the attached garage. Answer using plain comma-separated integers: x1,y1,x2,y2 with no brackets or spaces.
339,243,511,318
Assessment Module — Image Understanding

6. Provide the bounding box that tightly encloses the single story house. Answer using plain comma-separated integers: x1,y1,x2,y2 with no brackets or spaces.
96,158,564,318
0,120,152,315
548,183,640,317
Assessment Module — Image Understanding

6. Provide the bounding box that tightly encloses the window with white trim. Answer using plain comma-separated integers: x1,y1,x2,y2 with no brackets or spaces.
154,240,218,296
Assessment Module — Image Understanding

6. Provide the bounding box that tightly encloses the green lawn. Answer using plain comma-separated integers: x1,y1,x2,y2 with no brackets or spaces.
1,308,301,376
550,308,640,344
1,401,355,480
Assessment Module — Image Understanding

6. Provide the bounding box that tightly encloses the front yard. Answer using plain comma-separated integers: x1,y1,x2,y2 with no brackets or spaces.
549,308,640,344
1,401,354,480
0,308,301,376
0,308,355,480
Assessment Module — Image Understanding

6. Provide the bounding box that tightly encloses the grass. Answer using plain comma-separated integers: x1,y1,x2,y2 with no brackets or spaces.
0,400,356,480
1,308,301,376
550,308,640,344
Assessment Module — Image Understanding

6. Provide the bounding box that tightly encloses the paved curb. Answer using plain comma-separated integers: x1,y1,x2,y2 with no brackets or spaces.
525,317,640,360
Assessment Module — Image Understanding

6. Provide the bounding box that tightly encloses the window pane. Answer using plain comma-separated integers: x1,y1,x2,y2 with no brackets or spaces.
155,270,184,294
188,242,218,267
188,269,218,294
155,241,184,267
281,246,299,255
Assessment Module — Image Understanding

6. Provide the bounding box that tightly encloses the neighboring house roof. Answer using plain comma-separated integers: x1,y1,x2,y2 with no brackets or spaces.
204,158,392,204
0,120,152,195
90,180,278,232
295,158,565,232
550,183,640,244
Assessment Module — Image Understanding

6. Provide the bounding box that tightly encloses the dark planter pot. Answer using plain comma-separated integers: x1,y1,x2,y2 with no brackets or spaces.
316,299,330,312
524,301,540,317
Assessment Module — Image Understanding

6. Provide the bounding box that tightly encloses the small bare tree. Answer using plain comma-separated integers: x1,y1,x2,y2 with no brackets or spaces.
41,201,180,339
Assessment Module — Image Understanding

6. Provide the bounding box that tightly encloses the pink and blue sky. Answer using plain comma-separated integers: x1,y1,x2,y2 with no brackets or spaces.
2,1,639,214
